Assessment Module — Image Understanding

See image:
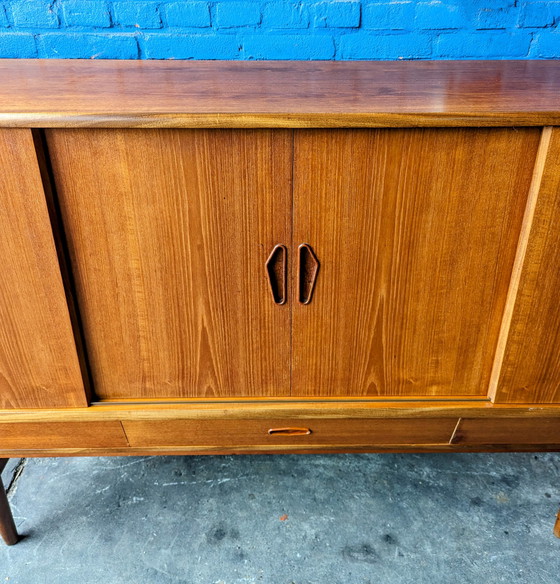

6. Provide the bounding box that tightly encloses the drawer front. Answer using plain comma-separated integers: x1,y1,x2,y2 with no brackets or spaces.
452,418,560,445
0,422,128,450
122,418,458,448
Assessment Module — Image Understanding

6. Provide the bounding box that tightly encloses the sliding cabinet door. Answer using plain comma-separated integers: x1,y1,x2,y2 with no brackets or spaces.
492,128,560,403
0,129,87,408
292,128,541,398
47,129,292,400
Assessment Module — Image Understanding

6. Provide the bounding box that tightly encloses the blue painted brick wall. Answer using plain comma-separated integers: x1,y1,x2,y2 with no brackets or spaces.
0,1,558,59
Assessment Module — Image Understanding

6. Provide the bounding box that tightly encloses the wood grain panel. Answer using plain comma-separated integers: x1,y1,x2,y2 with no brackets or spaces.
0,422,128,449
123,417,458,448
0,129,87,408
0,60,559,127
493,128,560,403
293,128,541,397
46,129,292,399
451,418,560,445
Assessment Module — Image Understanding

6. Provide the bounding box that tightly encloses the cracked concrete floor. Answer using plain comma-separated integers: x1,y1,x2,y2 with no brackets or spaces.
1,453,560,583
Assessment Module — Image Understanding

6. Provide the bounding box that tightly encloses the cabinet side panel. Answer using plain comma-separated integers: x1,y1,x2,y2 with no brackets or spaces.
46,129,292,399
494,128,560,403
292,128,540,397
0,129,87,408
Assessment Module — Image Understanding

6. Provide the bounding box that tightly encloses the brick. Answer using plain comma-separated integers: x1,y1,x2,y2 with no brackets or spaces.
530,30,560,57
113,2,162,29
520,2,560,28
478,0,514,6
2,0,558,61
435,31,532,58
142,33,240,58
414,2,462,30
476,7,519,30
312,1,361,28
165,2,211,28
62,1,112,28
39,32,139,58
0,5,8,27
242,34,335,59
215,2,261,28
12,1,59,28
262,3,309,29
0,32,37,57
339,32,431,59
363,2,414,30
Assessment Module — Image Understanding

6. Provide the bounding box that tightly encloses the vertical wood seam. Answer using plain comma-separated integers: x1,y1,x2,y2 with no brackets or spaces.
449,417,462,444
119,421,132,447
487,126,553,402
290,129,295,397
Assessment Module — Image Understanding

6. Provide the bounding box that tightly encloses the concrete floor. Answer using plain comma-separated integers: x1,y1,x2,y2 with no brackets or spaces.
1,452,559,583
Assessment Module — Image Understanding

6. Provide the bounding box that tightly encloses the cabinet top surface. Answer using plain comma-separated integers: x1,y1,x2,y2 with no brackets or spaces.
1,59,559,128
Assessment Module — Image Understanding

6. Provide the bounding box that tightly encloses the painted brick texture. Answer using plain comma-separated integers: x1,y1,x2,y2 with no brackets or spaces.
0,1,558,59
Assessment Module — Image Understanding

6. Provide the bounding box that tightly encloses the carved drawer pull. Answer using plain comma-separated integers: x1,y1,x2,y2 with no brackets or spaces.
268,427,312,436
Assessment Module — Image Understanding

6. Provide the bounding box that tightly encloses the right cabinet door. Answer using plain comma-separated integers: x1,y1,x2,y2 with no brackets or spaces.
292,128,541,398
493,128,560,404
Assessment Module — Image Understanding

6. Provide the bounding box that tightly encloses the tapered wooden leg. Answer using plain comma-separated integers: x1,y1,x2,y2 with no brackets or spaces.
554,509,560,539
0,459,19,545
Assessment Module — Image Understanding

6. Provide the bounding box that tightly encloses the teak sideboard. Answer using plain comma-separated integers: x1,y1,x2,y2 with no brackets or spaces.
1,59,560,545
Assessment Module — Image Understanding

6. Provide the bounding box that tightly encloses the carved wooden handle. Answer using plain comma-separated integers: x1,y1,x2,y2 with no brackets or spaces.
265,244,287,305
298,244,320,305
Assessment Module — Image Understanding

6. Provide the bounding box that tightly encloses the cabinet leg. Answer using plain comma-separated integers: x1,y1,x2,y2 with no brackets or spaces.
0,459,19,545
554,509,560,539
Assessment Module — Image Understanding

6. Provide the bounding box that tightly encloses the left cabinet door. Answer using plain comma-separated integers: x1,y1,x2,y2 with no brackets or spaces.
0,129,87,408
46,129,292,400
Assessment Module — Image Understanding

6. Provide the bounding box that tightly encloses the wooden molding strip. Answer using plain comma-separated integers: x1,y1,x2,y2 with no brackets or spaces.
92,396,490,405
2,112,560,129
1,401,560,424
488,126,554,402
1,443,559,458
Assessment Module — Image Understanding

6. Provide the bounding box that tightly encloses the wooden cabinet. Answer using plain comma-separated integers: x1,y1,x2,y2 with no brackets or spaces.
42,127,543,401
1,60,560,542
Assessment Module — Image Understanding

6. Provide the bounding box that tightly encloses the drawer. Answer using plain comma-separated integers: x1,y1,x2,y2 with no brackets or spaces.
0,422,128,450
451,418,560,445
122,418,458,448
